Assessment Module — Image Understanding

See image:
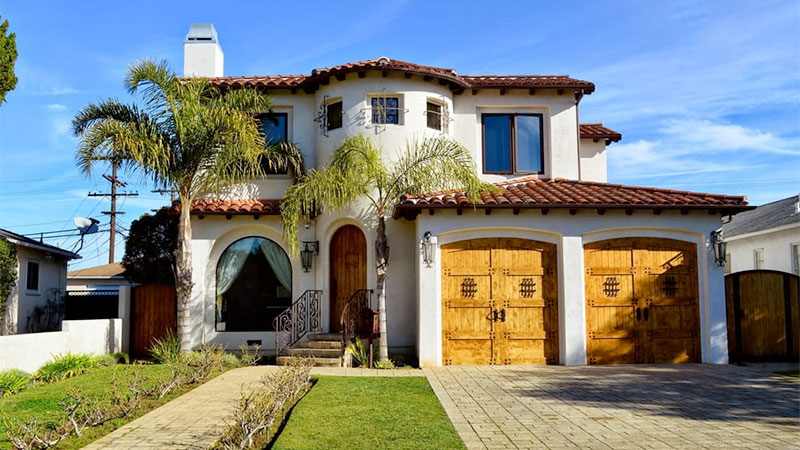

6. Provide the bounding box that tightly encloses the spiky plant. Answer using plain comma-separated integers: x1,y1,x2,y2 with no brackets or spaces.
73,60,304,351
281,135,491,362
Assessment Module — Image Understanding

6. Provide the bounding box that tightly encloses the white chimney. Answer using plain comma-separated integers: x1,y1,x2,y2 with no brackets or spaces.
183,23,223,77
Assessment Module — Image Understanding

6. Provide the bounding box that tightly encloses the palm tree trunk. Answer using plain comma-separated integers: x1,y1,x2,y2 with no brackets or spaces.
375,216,390,362
175,198,194,352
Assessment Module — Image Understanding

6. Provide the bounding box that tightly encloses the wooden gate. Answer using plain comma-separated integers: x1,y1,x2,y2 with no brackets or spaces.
585,238,700,364
131,284,176,357
725,270,799,362
441,238,558,365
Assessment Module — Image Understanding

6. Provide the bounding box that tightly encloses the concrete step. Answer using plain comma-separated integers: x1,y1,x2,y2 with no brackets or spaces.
286,347,341,358
307,332,342,341
276,356,341,367
296,340,341,350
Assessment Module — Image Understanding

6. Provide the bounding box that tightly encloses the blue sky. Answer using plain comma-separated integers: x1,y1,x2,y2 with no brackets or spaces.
1,0,798,270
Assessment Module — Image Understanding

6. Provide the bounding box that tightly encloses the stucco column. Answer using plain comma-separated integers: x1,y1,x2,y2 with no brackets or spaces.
416,230,440,367
558,236,587,365
704,241,729,364
118,285,132,353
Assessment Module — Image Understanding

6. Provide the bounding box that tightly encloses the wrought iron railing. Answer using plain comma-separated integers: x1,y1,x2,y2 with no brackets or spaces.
340,289,374,359
272,290,323,356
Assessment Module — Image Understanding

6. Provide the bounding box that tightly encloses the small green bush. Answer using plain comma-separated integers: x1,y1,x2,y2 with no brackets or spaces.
373,360,395,369
0,369,32,397
148,331,182,364
111,352,130,364
34,353,98,383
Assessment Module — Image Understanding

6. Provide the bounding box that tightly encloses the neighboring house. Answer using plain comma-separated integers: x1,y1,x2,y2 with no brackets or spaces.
67,263,132,292
722,195,800,275
178,24,751,366
0,229,79,334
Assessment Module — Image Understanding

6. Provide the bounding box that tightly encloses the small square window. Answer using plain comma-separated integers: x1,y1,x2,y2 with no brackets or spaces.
26,261,39,292
426,101,442,131
371,97,399,124
327,101,343,131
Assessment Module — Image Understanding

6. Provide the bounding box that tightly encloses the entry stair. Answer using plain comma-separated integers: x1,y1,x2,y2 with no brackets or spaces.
276,332,345,367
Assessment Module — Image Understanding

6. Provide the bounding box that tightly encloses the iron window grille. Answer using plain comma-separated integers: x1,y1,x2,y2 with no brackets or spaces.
363,95,407,127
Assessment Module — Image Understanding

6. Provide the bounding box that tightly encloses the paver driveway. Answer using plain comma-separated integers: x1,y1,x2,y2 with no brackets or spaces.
424,364,799,450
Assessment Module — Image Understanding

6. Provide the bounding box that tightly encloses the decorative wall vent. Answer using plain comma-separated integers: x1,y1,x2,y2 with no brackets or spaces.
603,277,620,297
461,277,478,298
519,278,536,297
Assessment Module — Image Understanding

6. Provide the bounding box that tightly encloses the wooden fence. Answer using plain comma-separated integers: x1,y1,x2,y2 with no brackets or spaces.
725,270,799,362
130,284,176,357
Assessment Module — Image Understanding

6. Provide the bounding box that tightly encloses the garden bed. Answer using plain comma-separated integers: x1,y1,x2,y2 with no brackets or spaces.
271,376,465,450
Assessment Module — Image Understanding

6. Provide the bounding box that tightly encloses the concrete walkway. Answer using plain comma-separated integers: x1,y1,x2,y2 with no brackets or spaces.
424,364,800,450
83,366,422,449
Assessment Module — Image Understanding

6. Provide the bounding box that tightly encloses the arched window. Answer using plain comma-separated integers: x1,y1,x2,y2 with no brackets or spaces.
216,237,292,332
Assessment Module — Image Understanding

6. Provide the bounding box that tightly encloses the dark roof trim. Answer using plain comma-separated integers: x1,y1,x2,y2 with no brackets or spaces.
0,229,81,260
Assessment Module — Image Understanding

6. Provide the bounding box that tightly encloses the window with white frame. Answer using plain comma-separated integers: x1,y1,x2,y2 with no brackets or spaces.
26,260,39,292
426,100,448,133
792,243,799,275
369,95,403,125
754,248,765,269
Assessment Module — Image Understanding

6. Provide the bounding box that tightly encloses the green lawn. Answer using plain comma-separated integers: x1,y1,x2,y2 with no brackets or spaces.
774,370,800,378
273,376,465,450
0,364,187,449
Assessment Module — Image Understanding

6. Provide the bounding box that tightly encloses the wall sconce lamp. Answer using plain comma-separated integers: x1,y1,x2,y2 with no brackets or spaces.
301,241,319,273
422,232,436,268
711,230,727,267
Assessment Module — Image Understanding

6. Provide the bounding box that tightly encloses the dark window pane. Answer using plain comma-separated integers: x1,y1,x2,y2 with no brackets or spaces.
259,113,287,143
483,115,512,173
372,97,399,124
26,261,39,291
327,101,342,130
216,237,292,332
516,115,543,173
427,102,442,130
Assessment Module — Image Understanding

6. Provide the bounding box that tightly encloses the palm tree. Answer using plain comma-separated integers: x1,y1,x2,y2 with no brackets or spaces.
281,135,491,362
73,60,304,351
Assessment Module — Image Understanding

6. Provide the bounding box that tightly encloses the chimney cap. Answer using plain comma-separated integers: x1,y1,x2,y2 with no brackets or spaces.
185,23,219,44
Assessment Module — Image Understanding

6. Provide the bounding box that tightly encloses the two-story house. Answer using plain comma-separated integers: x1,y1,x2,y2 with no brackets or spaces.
179,24,750,366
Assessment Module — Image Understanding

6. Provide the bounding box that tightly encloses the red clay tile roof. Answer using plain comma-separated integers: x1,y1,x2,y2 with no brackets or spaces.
180,199,282,216
210,58,595,94
394,177,751,217
580,123,622,142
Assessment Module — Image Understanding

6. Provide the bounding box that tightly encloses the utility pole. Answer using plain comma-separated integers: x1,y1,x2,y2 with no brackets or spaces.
88,162,139,263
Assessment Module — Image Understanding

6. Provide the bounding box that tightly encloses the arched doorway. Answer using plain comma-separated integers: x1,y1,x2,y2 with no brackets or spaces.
329,225,367,332
216,236,292,332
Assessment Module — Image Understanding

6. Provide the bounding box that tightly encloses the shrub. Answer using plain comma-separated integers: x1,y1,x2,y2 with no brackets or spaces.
111,352,130,364
346,339,373,367
216,357,314,449
148,331,181,364
34,353,98,383
238,344,262,366
373,360,395,369
0,369,32,397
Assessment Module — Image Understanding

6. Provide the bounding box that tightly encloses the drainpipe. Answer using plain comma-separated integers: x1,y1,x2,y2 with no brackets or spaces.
574,90,583,181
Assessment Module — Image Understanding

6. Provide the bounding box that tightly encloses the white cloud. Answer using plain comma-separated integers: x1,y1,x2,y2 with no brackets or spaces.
659,120,800,156
45,103,67,111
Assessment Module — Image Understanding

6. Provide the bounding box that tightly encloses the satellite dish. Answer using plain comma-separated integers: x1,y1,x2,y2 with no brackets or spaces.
74,217,100,235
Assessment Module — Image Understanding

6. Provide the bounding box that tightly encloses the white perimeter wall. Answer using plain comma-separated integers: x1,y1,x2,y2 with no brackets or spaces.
727,225,800,274
413,209,729,367
0,319,122,373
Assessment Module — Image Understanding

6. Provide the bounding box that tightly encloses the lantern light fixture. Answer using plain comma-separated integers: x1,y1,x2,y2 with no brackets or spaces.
711,230,727,267
301,241,319,272
422,231,436,267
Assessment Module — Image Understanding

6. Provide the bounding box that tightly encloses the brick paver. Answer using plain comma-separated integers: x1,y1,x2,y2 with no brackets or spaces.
84,365,422,449
424,364,800,450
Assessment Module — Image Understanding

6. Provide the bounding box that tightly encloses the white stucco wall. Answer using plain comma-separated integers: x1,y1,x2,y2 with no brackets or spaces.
0,319,122,373
579,138,607,183
9,246,69,334
726,224,800,274
412,209,728,367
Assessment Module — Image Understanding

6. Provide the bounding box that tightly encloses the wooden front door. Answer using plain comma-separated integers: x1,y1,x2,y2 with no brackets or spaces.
329,225,367,332
585,238,700,364
441,238,558,365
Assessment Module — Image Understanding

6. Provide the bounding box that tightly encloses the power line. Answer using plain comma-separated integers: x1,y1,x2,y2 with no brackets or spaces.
0,175,84,184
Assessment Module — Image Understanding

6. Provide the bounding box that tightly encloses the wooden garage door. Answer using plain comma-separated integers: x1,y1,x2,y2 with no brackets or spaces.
442,238,558,365
585,238,700,364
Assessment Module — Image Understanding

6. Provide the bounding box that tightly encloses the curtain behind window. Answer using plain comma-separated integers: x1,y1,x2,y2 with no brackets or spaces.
258,239,292,293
